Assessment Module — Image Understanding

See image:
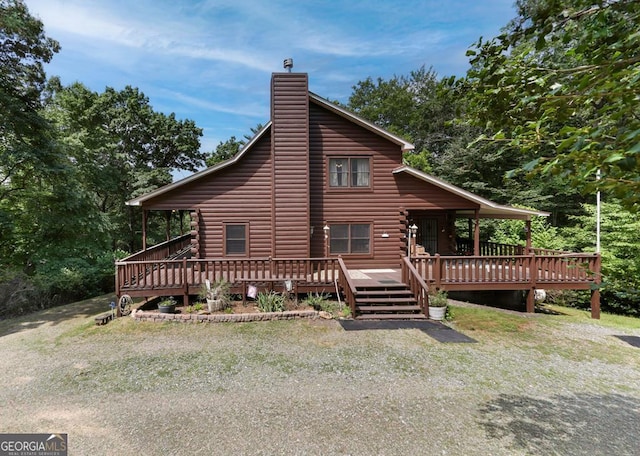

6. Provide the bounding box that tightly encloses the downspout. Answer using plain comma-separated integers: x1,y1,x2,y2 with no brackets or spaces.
525,219,532,254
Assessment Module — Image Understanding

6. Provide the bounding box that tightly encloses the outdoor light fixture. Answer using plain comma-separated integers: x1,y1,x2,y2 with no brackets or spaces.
323,223,330,239
382,231,389,238
408,223,418,259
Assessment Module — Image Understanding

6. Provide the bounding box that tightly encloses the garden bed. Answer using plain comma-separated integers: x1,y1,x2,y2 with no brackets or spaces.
133,298,336,323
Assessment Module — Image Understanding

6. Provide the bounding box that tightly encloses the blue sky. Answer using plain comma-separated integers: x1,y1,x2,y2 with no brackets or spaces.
25,0,516,168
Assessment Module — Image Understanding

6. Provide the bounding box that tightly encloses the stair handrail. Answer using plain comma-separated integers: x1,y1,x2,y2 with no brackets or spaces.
337,257,358,318
401,256,430,316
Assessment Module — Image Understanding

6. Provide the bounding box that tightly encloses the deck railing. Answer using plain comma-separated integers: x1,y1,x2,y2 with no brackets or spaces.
120,234,192,262
455,239,575,257
401,256,430,315
337,257,357,317
116,256,339,298
412,253,600,290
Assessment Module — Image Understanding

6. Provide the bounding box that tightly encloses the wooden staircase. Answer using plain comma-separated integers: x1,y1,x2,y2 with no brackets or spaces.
355,282,427,320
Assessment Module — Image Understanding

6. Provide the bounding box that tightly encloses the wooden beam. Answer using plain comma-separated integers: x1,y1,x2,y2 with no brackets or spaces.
525,220,532,254
473,209,480,255
165,210,171,241
142,210,148,251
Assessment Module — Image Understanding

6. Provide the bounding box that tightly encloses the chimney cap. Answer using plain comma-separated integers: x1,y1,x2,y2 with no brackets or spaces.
283,58,293,72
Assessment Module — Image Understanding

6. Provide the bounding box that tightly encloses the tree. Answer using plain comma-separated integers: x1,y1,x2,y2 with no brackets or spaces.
43,82,205,252
347,66,467,173
206,124,265,166
0,0,61,267
464,0,640,211
561,201,640,315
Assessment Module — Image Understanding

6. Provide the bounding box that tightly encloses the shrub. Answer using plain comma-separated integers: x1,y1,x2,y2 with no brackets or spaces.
256,291,286,312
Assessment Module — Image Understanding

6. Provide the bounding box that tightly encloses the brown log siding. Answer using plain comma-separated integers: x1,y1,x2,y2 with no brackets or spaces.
308,102,478,268
142,135,274,259
271,73,310,258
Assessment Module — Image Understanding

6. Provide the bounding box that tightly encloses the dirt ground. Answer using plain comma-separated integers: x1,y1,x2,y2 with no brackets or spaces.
1,294,639,455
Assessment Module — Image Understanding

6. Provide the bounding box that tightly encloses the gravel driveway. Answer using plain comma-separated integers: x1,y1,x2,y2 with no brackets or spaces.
1,296,639,455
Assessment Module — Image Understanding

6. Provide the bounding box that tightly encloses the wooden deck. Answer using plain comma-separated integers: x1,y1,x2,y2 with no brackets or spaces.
116,243,601,318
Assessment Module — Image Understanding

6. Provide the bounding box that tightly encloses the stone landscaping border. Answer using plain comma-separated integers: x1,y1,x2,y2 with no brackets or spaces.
132,309,320,323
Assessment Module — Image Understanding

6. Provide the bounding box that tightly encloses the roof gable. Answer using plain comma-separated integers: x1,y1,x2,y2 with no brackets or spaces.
393,166,549,220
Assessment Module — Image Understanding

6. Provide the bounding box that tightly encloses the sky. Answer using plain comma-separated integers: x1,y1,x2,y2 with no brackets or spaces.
25,0,517,173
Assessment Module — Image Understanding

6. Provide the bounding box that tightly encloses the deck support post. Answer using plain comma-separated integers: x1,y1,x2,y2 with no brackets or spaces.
526,289,535,313
182,257,189,307
526,253,537,313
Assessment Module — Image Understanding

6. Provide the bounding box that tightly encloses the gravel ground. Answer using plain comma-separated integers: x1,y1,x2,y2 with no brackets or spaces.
1,296,639,455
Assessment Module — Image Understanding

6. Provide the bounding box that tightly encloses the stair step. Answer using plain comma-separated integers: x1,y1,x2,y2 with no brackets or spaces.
355,289,414,297
357,305,422,313
356,313,428,320
357,283,408,291
356,297,417,304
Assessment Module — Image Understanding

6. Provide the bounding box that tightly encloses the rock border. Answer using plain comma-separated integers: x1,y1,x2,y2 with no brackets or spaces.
132,309,320,323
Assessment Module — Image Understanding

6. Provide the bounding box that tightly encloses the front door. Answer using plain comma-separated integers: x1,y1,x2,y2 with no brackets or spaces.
417,218,438,255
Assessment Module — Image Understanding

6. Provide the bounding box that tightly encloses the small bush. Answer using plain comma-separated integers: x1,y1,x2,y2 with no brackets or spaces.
303,292,349,318
256,291,286,312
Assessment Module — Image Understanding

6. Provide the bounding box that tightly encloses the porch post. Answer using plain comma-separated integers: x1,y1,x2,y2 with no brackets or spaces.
142,210,148,251
473,209,480,255
525,219,532,254
165,210,171,241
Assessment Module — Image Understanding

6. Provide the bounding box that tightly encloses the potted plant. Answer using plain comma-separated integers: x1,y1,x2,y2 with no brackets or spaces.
199,278,231,313
158,297,177,313
428,290,448,321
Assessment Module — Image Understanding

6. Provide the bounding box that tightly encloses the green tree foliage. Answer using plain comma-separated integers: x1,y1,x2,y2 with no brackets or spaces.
489,215,564,251
347,66,469,174
465,0,640,212
0,0,62,266
43,82,205,252
561,201,640,315
205,124,265,167
0,0,60,200
206,136,244,166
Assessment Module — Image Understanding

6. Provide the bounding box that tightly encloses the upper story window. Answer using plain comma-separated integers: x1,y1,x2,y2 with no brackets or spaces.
329,157,370,188
224,223,247,255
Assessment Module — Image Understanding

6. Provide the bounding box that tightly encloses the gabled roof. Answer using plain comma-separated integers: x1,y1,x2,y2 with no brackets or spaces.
309,92,415,152
126,122,272,206
393,166,549,220
127,92,415,207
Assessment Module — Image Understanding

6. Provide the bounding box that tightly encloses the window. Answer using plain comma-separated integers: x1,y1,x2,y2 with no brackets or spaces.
225,223,247,255
329,223,370,254
329,157,370,188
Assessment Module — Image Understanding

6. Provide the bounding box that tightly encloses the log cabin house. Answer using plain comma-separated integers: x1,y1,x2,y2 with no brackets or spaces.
117,66,601,319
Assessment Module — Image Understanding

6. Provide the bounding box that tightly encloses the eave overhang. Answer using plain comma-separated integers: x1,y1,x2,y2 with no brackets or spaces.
393,165,550,220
